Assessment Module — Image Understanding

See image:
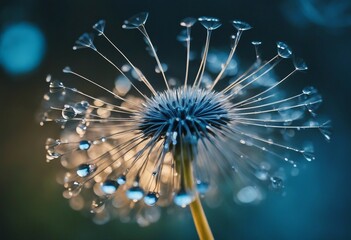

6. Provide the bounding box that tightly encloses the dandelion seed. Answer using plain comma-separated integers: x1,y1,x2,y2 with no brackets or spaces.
40,12,330,239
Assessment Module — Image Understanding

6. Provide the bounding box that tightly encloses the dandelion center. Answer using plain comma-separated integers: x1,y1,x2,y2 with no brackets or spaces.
137,87,231,147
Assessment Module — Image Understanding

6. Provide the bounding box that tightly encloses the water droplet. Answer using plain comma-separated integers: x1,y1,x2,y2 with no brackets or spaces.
196,181,209,195
91,199,105,213
117,175,126,185
49,80,64,93
66,181,82,197
78,140,91,150
302,86,318,95
277,41,292,58
46,151,61,162
122,12,149,29
76,164,96,177
62,105,77,119
232,20,252,31
294,57,308,71
144,192,159,206
126,186,144,202
198,17,222,30
180,17,197,27
74,101,89,114
270,176,284,189
93,19,106,36
236,186,259,203
101,180,119,194
173,190,194,207
73,33,96,51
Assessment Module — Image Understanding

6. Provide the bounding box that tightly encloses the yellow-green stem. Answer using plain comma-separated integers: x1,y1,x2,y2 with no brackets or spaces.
183,156,214,240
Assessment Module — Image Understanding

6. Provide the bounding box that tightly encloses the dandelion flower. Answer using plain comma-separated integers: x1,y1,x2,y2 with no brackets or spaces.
41,12,330,239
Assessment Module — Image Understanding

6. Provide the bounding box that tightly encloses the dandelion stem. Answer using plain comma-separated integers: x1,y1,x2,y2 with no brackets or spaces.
183,155,214,240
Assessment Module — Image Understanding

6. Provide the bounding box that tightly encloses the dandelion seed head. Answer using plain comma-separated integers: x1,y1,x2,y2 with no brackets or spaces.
137,87,232,147
40,12,330,226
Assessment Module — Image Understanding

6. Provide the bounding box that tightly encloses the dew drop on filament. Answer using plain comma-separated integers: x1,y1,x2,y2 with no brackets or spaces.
101,180,119,195
277,41,292,58
91,199,105,213
126,186,144,202
78,140,91,150
49,80,64,93
144,192,159,206
117,175,126,185
62,105,77,119
196,181,209,195
173,190,194,207
76,164,96,177
270,176,284,189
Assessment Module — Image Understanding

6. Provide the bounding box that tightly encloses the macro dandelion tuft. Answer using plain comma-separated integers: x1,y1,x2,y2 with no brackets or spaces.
40,12,330,239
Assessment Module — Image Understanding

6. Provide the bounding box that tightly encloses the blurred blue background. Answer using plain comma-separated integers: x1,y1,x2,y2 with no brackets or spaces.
0,0,350,239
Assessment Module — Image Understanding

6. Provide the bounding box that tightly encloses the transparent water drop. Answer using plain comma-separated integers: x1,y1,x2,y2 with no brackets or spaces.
66,181,82,197
73,33,96,51
46,151,61,162
302,150,315,161
198,17,222,30
126,186,144,202
117,175,126,185
93,19,106,36
74,101,89,114
236,186,259,204
90,199,105,213
101,180,119,195
270,176,284,189
144,192,159,206
173,190,194,207
76,163,96,177
196,181,209,195
180,17,197,27
122,12,149,29
276,41,292,58
302,86,318,95
78,140,91,150
232,20,252,31
49,80,64,93
294,57,308,71
62,105,77,119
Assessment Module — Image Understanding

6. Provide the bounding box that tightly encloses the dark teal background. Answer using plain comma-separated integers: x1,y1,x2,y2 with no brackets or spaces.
0,0,350,239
